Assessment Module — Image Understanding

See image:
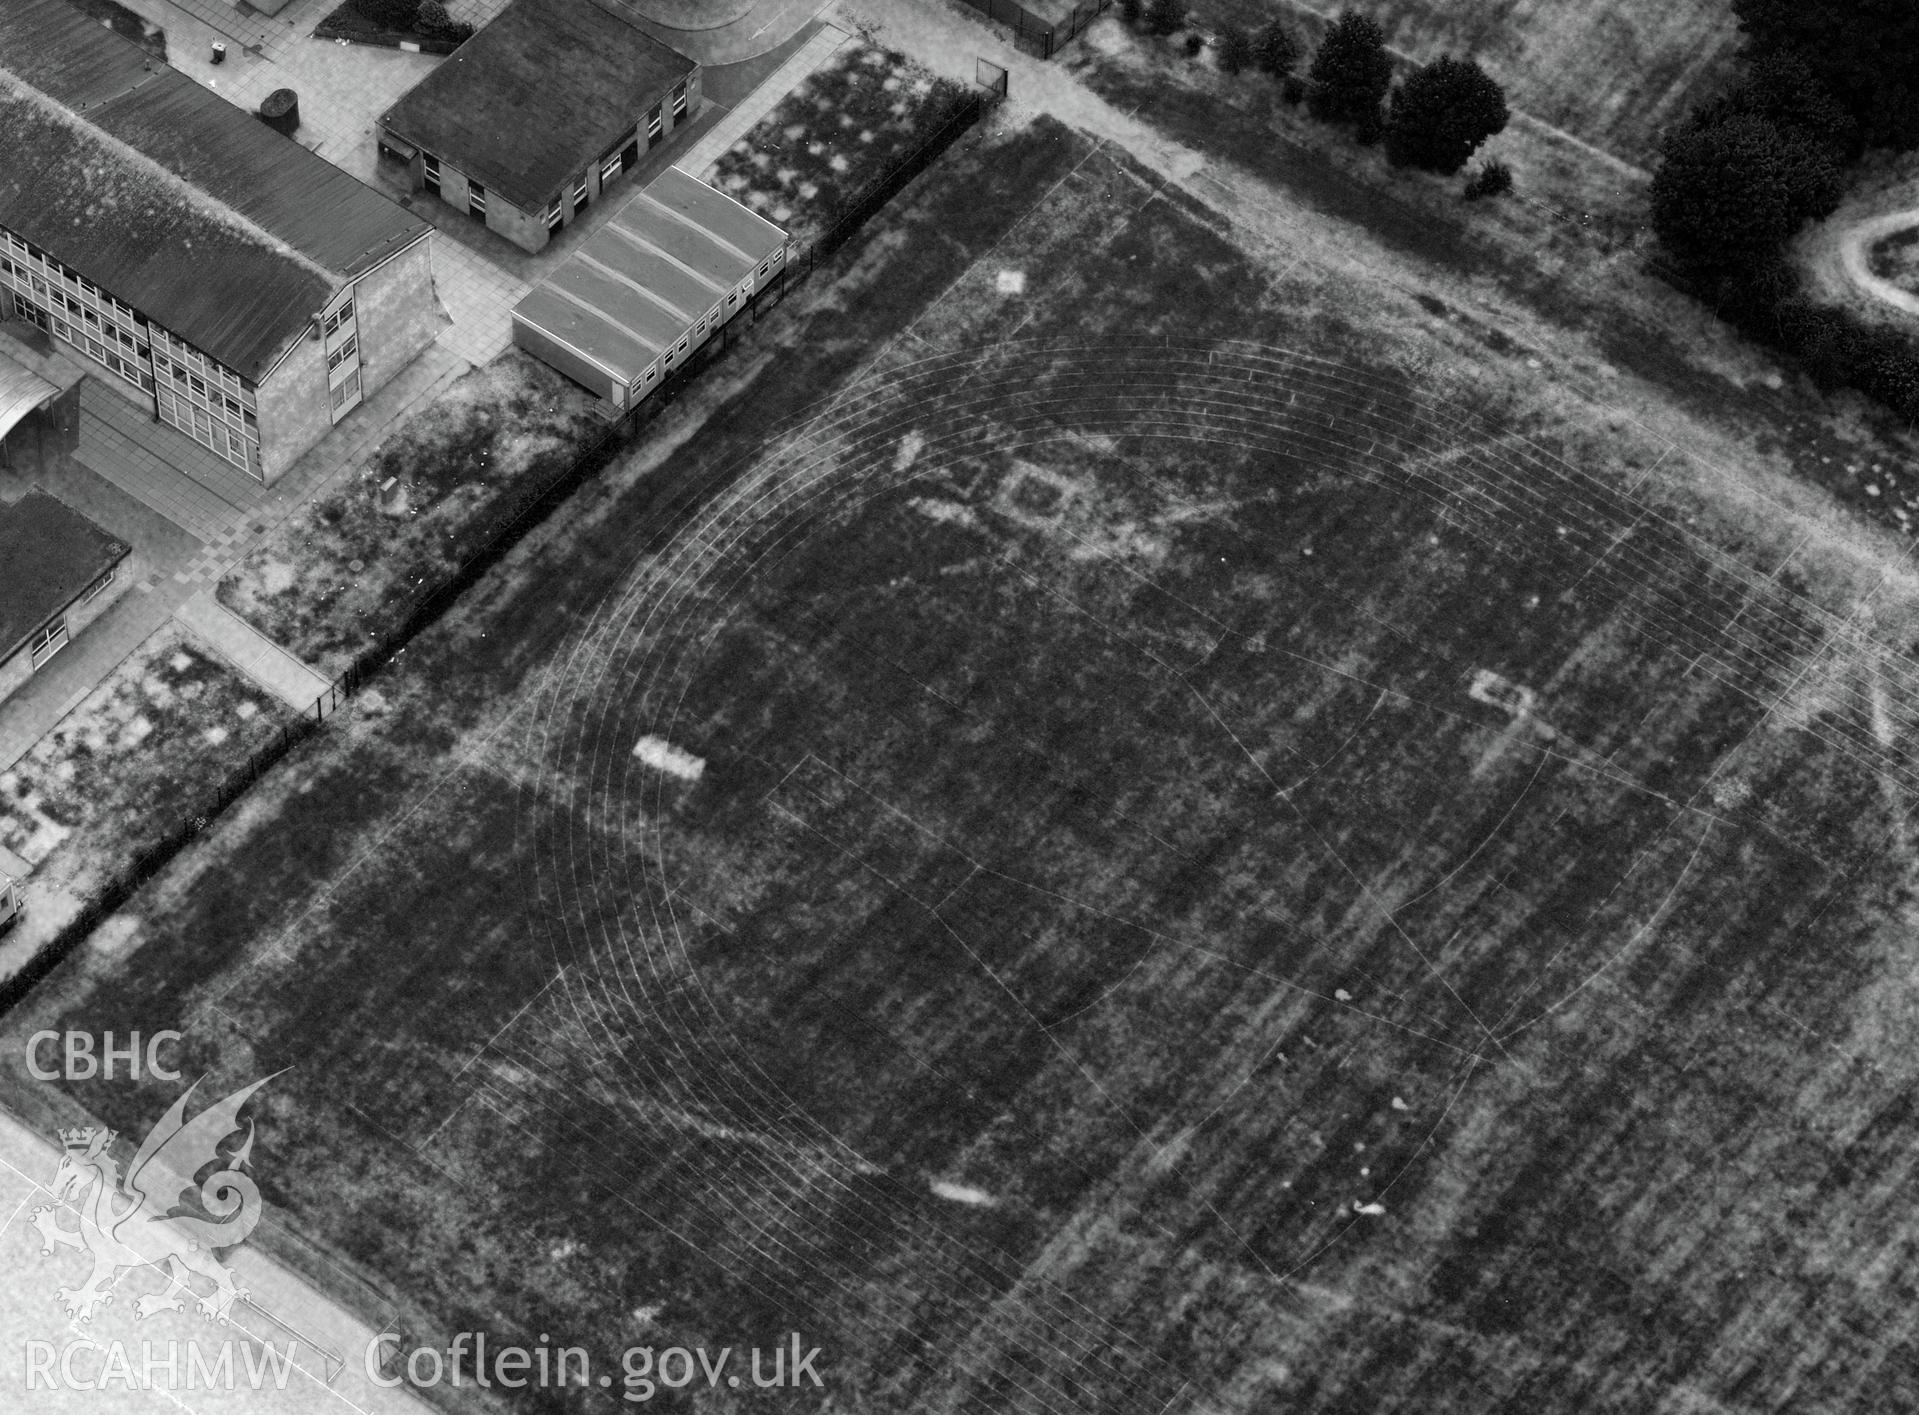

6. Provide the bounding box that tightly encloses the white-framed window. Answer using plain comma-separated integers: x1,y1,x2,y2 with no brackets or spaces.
545,196,564,231
27,618,68,669
83,568,114,602
672,80,687,119
468,182,487,218
326,335,358,372
324,299,354,337
573,173,590,213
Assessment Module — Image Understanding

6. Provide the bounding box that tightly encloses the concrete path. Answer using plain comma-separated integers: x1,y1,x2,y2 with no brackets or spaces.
1838,208,1919,319
676,21,854,177
175,592,333,713
0,1103,433,1413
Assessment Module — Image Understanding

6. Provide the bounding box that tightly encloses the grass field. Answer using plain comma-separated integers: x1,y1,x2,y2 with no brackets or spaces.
1181,0,1740,165
11,113,1919,1415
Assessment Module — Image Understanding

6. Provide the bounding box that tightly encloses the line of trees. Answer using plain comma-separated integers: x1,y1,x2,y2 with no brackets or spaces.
1650,4,1919,423
1130,8,1512,194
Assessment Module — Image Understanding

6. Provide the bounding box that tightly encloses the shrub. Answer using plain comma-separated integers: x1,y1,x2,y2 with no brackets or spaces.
1384,56,1510,174
1463,159,1514,199
1307,12,1394,127
1281,75,1306,105
356,0,419,27
1184,32,1205,58
1732,0,1919,149
1121,0,1142,25
1216,24,1252,74
1145,0,1183,37
1253,20,1300,76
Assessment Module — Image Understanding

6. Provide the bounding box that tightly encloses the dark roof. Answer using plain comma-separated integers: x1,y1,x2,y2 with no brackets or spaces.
0,0,429,381
513,167,784,386
380,0,697,212
0,488,128,663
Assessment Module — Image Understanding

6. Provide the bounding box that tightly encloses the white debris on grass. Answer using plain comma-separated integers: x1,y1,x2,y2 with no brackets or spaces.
908,497,979,528
633,736,705,781
930,1180,996,1207
1334,988,1352,1002
169,652,193,673
235,700,259,720
996,269,1027,295
1353,1201,1387,1216
203,726,229,746
1391,1096,1409,1112
894,428,924,472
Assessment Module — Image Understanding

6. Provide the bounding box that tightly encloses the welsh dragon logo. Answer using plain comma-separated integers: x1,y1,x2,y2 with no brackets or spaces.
29,1075,275,1325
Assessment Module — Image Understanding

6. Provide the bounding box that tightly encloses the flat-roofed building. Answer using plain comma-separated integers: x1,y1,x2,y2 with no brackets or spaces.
377,0,701,255
511,167,787,412
0,0,443,484
0,488,131,704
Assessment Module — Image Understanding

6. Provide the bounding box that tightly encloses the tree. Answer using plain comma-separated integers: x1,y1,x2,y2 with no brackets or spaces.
1120,0,1142,25
1144,0,1183,37
1732,0,1919,149
1307,12,1394,127
1697,54,1862,161
1383,56,1510,173
356,0,419,26
1651,114,1840,275
1252,20,1300,76
1463,159,1514,200
1216,25,1253,75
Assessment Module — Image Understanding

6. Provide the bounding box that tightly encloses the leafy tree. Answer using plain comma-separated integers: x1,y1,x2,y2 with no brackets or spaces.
1383,56,1510,173
1145,0,1183,37
1464,159,1514,199
1651,114,1841,274
1120,0,1142,25
1732,0,1919,149
356,0,419,27
1691,53,1861,161
1253,20,1300,76
1216,24,1253,75
1307,12,1394,127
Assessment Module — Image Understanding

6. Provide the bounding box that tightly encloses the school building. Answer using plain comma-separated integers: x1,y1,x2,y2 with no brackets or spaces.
511,167,788,414
0,0,441,486
377,0,703,255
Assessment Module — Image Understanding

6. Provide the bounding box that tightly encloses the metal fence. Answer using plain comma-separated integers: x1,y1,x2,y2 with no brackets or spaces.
0,79,1005,1019
957,0,1114,59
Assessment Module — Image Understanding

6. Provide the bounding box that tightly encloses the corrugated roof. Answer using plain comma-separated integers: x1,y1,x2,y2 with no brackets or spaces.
0,488,128,663
512,167,784,388
0,345,59,445
0,0,428,381
380,0,697,212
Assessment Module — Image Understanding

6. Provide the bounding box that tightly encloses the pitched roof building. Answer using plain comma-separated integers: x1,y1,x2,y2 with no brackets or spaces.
512,166,788,412
0,0,443,482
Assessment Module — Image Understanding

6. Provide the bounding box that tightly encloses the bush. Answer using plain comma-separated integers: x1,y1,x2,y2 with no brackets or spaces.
1253,20,1300,76
1281,75,1306,105
355,0,419,27
1732,0,1919,149
1216,24,1252,75
1463,159,1514,199
1307,12,1394,127
1145,0,1183,37
1121,0,1142,25
1184,32,1205,58
1384,56,1510,174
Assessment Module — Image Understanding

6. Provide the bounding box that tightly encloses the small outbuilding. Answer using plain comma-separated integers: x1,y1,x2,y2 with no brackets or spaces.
510,167,788,413
377,0,702,254
0,488,131,704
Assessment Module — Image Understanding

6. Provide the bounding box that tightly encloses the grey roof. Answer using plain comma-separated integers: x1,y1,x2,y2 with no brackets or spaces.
0,488,128,664
0,0,429,381
380,0,697,212
0,344,59,445
512,167,784,387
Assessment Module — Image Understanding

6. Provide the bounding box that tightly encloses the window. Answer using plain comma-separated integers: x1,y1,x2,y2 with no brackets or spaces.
601,152,622,184
327,335,357,371
329,370,360,414
83,568,114,602
647,105,662,144
27,618,67,669
672,80,687,119
324,299,354,337
573,173,590,213
422,152,441,195
545,196,564,231
469,182,487,219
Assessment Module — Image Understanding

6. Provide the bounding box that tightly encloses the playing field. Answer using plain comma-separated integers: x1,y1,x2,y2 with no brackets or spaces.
10,117,1919,1414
